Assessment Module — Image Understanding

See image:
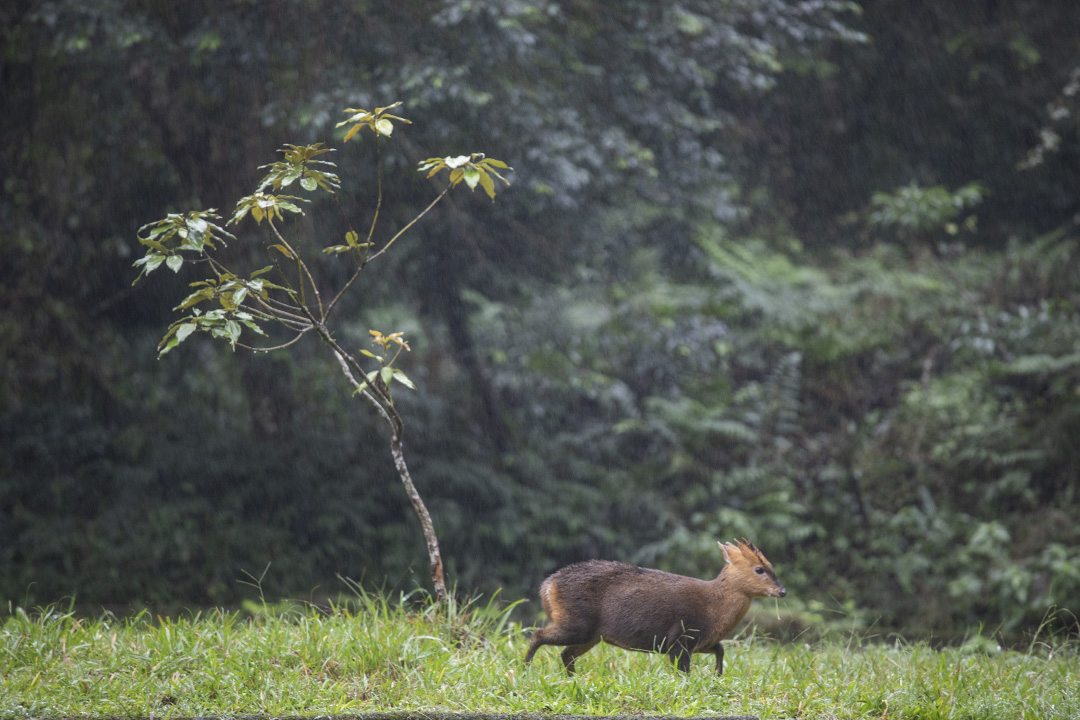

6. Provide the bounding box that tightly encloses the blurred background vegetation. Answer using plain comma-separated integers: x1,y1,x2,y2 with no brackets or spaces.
2,0,1079,642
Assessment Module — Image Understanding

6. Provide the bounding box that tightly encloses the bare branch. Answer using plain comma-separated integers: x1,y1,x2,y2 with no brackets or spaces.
366,185,450,264
365,141,384,249
326,265,365,319
268,218,325,321
237,329,310,352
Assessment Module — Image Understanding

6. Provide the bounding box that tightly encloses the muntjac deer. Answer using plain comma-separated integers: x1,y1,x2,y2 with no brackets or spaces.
524,539,785,675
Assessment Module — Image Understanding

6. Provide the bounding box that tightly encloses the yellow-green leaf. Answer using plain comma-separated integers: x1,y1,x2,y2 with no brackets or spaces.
463,167,481,190
175,323,197,343
139,237,169,252
343,123,363,143
225,319,241,344
392,369,416,390
479,170,496,199
176,287,214,310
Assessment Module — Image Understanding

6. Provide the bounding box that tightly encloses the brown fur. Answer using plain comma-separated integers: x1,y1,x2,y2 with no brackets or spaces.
523,539,785,675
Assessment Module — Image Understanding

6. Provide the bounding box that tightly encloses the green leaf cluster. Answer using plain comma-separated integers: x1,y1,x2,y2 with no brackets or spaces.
159,308,266,356
419,154,512,200
231,192,308,226
133,211,235,283
256,143,341,194
159,268,280,356
336,101,412,142
868,182,988,238
354,330,417,399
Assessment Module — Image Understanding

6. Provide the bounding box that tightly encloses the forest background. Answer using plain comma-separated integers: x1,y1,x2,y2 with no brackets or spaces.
3,0,1079,643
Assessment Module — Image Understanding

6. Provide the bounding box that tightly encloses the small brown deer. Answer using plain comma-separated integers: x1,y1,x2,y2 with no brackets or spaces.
524,538,785,675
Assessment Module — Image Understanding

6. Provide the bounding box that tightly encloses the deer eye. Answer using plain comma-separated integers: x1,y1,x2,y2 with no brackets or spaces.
754,566,765,575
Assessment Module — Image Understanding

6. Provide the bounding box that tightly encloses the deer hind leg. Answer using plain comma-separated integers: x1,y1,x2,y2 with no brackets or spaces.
525,624,596,666
523,626,549,665
560,641,599,675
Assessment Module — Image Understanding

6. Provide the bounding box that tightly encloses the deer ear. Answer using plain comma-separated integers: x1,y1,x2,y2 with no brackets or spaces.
719,540,733,564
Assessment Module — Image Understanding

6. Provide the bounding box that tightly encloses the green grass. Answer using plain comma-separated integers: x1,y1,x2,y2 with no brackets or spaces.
1,593,1077,719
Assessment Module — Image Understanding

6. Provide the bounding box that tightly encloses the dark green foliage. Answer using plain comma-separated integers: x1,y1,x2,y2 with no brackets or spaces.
2,0,1079,642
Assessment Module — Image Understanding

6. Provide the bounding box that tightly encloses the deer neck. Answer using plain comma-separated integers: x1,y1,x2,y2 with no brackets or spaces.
706,568,755,637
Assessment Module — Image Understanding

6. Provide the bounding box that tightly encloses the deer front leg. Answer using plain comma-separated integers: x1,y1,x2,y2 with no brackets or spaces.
713,643,725,675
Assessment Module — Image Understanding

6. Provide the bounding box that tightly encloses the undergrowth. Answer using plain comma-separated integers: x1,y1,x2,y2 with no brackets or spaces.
1,590,1076,719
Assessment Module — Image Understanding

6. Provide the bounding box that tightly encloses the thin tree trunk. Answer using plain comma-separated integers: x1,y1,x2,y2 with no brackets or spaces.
389,432,447,600
328,344,447,600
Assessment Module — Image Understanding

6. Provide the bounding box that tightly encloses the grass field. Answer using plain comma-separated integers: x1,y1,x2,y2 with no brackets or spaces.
1,592,1076,719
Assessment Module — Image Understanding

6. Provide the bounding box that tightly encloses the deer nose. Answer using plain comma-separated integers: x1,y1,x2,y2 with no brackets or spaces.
777,586,787,598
